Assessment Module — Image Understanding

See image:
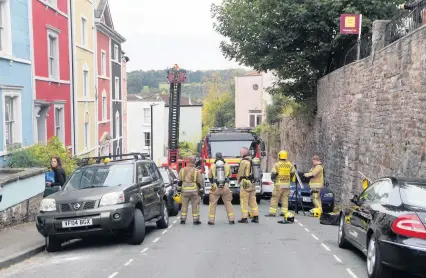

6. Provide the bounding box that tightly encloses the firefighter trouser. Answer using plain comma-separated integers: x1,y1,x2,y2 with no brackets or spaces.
269,187,290,215
311,190,322,210
208,185,234,223
240,188,258,219
180,191,200,222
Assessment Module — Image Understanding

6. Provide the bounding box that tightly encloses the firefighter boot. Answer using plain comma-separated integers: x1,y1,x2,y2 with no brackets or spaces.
229,221,235,224
238,218,248,223
208,222,214,225
180,220,185,224
251,216,259,223
194,220,202,225
265,214,276,217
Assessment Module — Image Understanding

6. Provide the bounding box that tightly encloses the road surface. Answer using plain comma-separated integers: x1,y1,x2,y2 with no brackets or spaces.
0,200,368,278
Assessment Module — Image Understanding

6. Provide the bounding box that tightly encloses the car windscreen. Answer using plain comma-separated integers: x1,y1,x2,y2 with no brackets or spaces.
209,141,252,157
64,164,134,190
159,169,171,183
400,183,426,209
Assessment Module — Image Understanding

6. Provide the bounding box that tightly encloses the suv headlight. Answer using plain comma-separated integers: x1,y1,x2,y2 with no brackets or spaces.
323,193,333,198
100,192,125,207
40,199,56,212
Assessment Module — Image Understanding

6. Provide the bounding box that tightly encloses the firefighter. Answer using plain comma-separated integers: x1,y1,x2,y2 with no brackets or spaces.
208,152,235,225
265,150,296,222
237,147,259,223
304,155,324,217
177,156,203,225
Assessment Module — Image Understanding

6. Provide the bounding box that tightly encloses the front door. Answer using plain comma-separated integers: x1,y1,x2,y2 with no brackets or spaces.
145,162,163,217
136,162,151,219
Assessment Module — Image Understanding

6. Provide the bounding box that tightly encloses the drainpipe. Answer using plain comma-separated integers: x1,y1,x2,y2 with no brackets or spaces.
69,0,76,155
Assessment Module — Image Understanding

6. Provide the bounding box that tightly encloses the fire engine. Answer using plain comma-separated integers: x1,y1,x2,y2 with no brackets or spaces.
196,127,266,205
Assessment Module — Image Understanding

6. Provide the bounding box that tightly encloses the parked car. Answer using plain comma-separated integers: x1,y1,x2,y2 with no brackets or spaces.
36,153,169,252
0,185,3,203
287,171,334,212
158,167,180,216
261,173,273,198
338,177,426,278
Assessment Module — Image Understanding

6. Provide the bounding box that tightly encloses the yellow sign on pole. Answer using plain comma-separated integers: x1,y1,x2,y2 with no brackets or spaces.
345,16,356,28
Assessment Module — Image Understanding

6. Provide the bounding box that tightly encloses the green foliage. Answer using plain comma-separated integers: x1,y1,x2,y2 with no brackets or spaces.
7,137,78,176
211,0,400,101
266,94,292,125
178,141,197,158
202,74,236,136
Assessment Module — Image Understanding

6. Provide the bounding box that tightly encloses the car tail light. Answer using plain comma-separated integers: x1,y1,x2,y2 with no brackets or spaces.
391,214,426,239
263,181,273,185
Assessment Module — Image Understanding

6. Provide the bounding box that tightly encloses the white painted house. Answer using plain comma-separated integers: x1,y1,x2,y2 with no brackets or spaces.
235,71,276,128
127,94,202,165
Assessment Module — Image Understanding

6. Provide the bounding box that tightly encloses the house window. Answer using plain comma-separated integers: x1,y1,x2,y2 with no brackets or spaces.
249,113,262,128
46,0,57,8
0,0,11,55
102,90,107,121
144,132,151,148
101,50,106,76
143,108,150,124
81,17,87,46
114,45,118,61
54,106,64,143
83,69,89,97
48,31,59,79
3,92,22,148
114,77,119,99
84,112,89,149
115,111,120,138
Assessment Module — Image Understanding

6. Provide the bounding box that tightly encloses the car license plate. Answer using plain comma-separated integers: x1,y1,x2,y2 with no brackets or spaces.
62,218,93,228
302,197,311,202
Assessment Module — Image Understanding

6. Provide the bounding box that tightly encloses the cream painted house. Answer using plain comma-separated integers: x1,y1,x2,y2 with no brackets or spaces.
235,71,276,128
72,0,97,156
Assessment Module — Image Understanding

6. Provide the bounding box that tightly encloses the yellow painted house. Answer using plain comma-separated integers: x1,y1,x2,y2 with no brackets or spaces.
71,0,97,156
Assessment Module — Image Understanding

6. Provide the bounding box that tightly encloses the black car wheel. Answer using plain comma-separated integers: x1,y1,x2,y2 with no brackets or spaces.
156,200,169,229
338,213,350,248
129,209,146,245
256,195,261,204
170,199,179,216
45,236,61,252
203,195,209,205
367,234,392,278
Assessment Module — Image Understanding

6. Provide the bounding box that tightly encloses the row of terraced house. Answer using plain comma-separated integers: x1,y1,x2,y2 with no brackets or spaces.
0,0,128,164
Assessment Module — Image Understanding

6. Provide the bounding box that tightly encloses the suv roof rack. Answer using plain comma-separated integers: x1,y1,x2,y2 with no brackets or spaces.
209,127,254,133
78,153,150,166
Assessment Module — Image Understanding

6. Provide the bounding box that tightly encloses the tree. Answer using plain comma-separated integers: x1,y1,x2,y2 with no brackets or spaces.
212,0,400,101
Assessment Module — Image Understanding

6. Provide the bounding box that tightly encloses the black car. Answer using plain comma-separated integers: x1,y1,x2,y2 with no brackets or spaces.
159,167,180,216
338,177,426,278
36,153,169,252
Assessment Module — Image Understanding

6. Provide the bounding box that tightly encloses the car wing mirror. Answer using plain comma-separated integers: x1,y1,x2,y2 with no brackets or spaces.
350,194,358,205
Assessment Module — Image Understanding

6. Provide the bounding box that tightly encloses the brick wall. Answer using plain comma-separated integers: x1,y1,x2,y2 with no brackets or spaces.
269,25,426,204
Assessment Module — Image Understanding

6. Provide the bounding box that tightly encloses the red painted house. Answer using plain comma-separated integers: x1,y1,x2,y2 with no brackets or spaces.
32,0,72,151
96,21,111,156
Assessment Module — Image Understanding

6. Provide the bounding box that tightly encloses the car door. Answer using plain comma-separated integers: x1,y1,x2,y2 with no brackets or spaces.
136,162,151,219
146,162,163,217
349,180,385,249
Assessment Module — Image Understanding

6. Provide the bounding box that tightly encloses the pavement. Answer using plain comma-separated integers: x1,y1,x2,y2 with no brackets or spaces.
0,200,371,278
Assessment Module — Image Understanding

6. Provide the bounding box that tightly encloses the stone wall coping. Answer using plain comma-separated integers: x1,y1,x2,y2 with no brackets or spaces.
0,168,46,187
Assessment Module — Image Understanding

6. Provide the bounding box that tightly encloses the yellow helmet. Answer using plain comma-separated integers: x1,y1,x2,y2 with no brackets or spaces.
173,192,182,204
278,151,288,160
104,158,111,163
284,212,295,223
311,208,322,218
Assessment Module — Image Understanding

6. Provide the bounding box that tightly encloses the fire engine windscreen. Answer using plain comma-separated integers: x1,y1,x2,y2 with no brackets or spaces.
210,141,253,157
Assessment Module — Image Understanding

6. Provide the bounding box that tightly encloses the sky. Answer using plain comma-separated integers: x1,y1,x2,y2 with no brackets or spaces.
108,0,246,71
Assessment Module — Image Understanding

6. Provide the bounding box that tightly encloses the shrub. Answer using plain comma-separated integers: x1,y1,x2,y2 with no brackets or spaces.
7,136,78,176
178,141,197,158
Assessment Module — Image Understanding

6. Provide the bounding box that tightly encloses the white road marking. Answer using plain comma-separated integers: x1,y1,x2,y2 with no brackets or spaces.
108,272,118,278
295,219,299,222
321,243,331,251
304,228,310,232
333,255,343,263
311,234,319,240
173,220,177,224
168,224,173,229
153,237,160,243
124,259,133,266
162,230,168,235
346,268,358,278
298,223,304,227
141,247,149,254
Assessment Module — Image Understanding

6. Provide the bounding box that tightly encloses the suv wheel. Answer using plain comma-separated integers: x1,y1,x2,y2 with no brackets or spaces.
129,209,146,245
156,200,169,229
338,213,349,248
256,195,261,204
45,236,61,252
